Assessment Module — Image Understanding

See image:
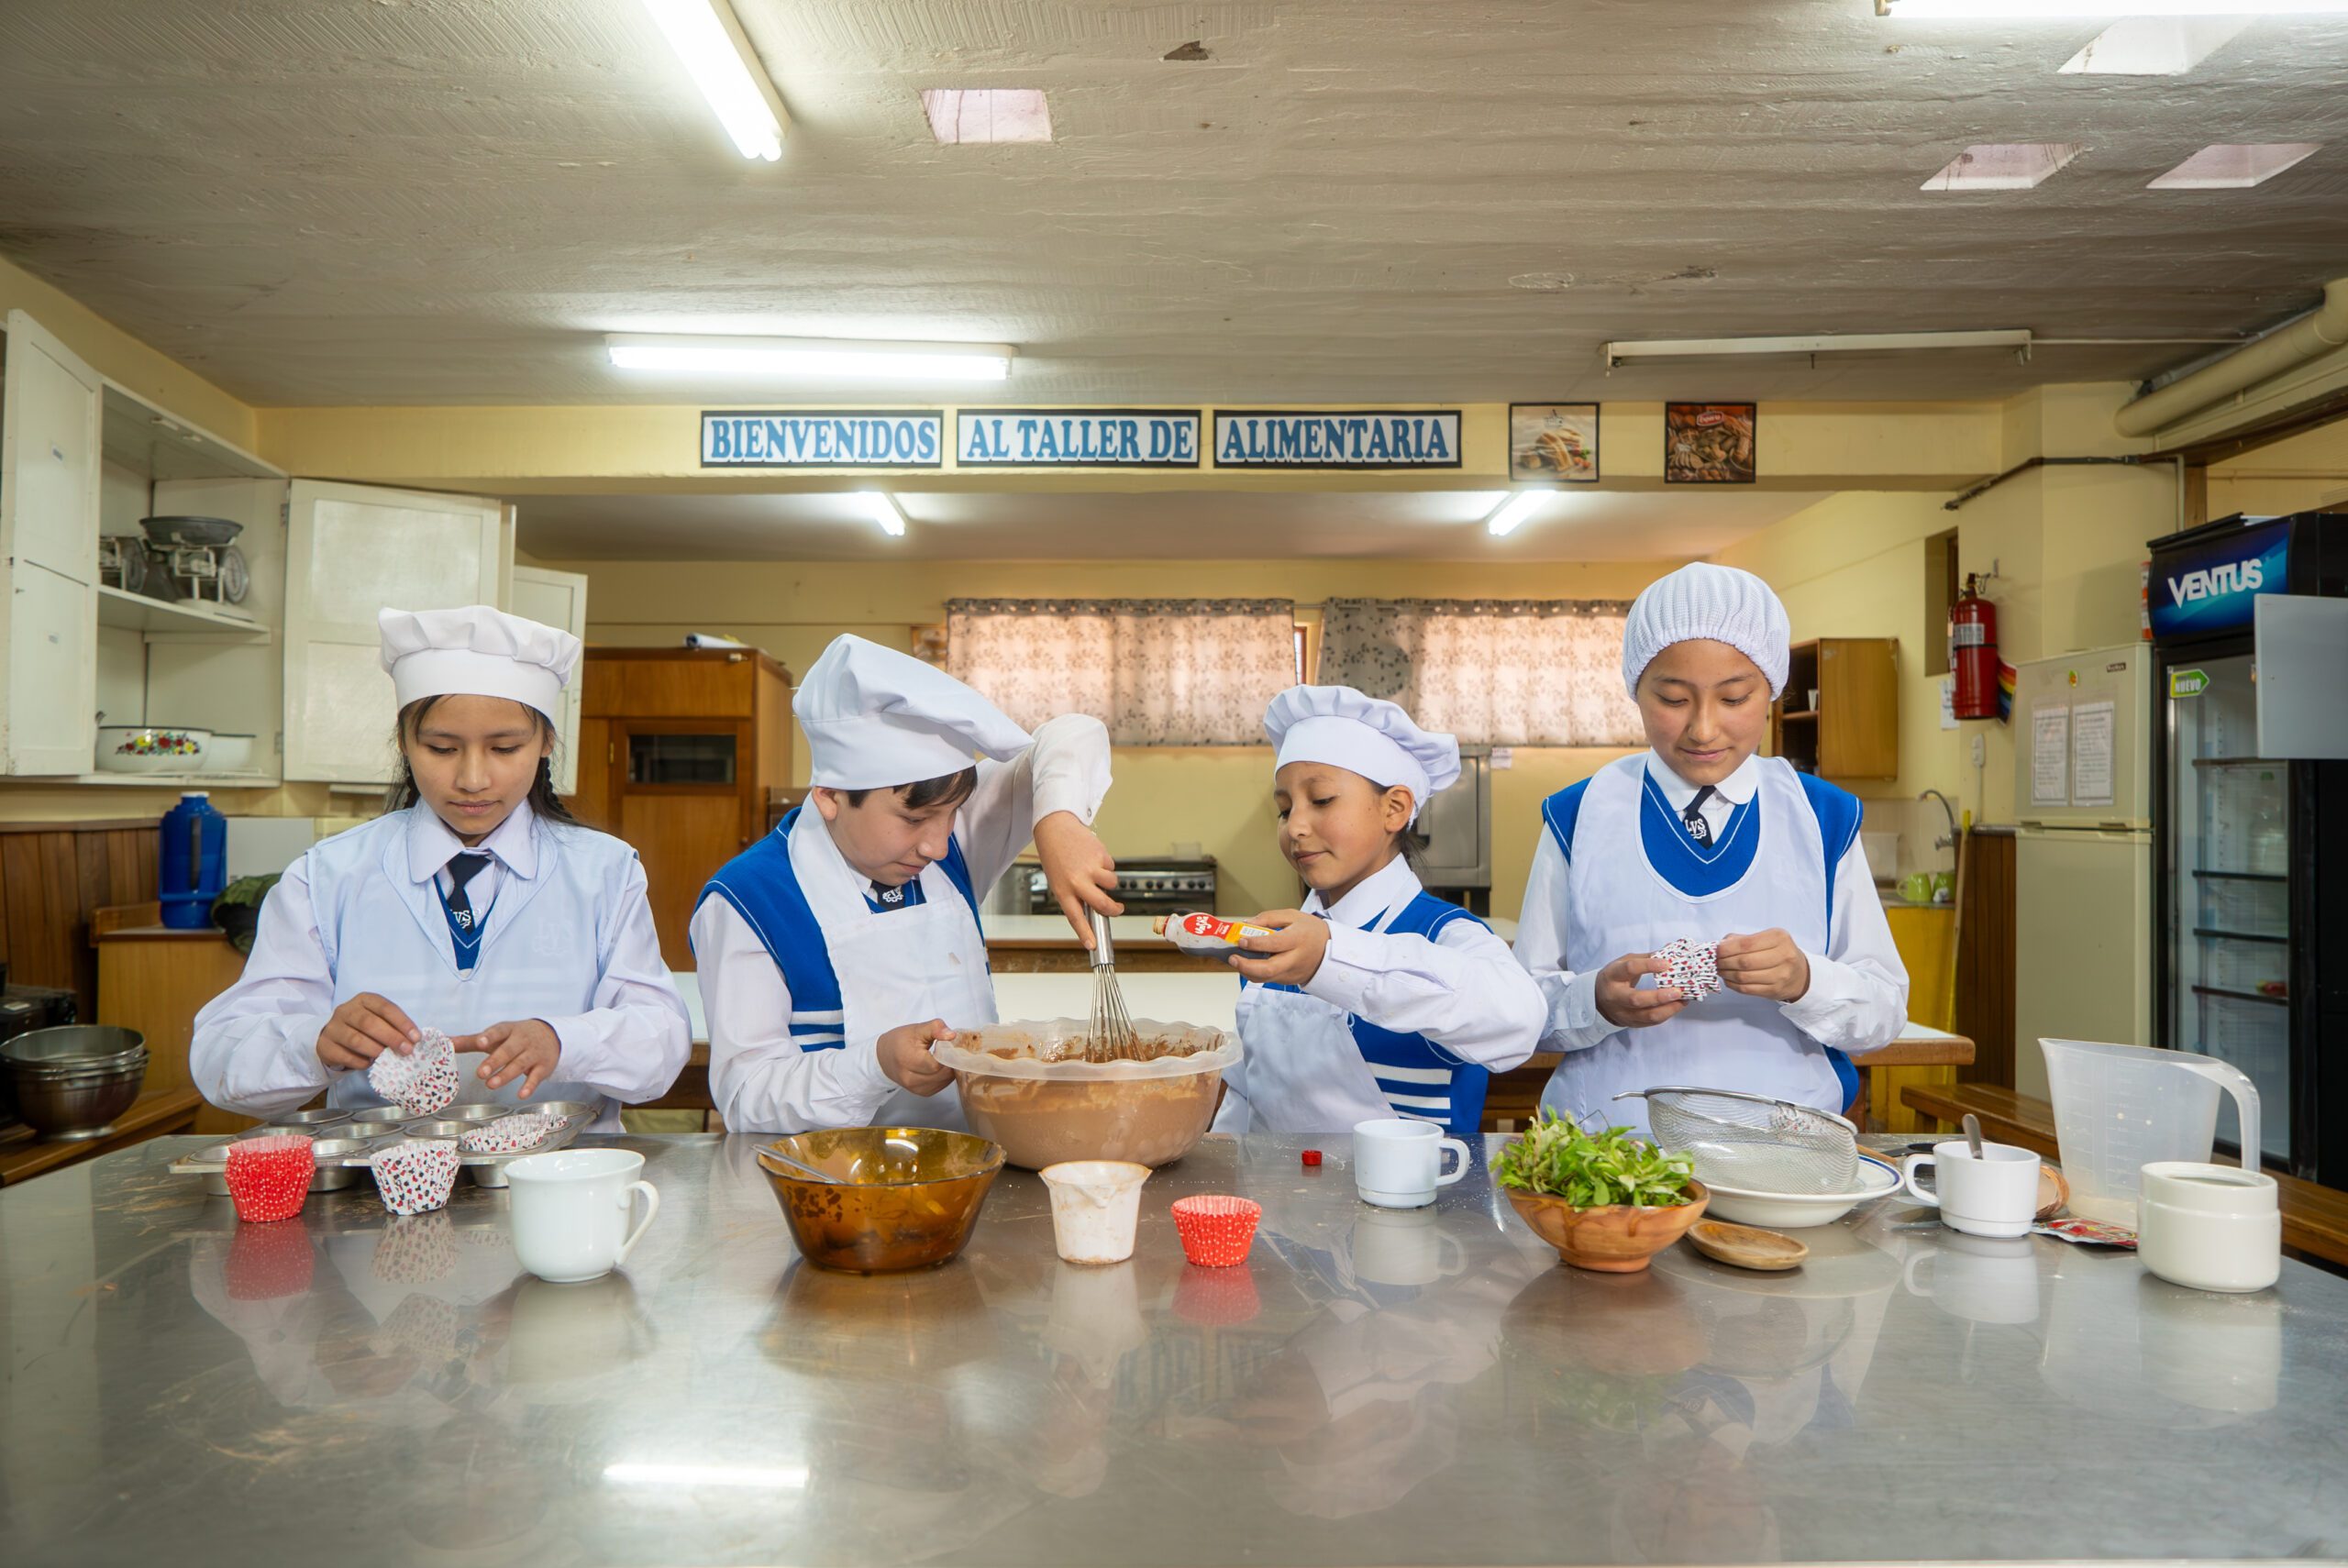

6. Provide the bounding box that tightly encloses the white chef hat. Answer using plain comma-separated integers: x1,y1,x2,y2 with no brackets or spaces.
795,634,1033,790
377,605,581,725
1620,562,1792,700
1264,684,1460,824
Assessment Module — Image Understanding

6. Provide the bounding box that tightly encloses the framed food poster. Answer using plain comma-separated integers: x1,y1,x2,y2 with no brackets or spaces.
1508,403,1600,482
1665,403,1757,484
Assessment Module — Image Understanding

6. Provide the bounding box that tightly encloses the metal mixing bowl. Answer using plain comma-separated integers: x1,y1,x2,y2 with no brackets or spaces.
2,1025,147,1074
10,1060,147,1140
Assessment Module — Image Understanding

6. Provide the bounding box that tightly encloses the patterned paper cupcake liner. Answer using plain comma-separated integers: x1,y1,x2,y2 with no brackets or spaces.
225,1133,316,1223
1657,936,1723,1001
371,1137,462,1217
458,1112,570,1156
1169,1195,1261,1268
367,1027,461,1117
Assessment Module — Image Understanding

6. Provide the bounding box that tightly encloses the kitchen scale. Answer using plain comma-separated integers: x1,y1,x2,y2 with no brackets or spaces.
140,515,249,605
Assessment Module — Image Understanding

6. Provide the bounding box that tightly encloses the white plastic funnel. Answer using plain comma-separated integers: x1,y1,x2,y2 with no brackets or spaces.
2039,1038,2262,1225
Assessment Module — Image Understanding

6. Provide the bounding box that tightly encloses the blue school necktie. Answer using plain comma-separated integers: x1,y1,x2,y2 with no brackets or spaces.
440,852,493,970
1681,785,1717,848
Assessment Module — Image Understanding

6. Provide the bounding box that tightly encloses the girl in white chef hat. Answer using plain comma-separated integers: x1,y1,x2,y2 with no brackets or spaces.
1512,563,1909,1136
692,635,1121,1134
192,606,691,1130
1213,686,1545,1137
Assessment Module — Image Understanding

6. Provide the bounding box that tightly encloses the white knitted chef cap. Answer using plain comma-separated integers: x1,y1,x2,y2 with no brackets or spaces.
1620,563,1791,699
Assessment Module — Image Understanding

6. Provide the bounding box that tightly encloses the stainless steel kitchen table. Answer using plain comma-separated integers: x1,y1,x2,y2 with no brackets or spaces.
2,1134,2343,1566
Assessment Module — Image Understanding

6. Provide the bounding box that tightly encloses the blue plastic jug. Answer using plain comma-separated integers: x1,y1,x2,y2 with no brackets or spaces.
160,791,227,931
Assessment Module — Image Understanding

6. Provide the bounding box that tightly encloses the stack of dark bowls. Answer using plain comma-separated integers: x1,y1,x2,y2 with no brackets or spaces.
2,1026,150,1141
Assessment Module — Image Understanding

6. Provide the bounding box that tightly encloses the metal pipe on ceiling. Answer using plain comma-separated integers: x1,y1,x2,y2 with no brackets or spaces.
2115,278,2348,437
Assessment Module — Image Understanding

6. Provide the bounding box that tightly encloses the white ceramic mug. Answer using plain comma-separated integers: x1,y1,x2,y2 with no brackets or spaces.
1900,1140,2039,1239
505,1148,660,1284
1352,1119,1471,1209
2136,1160,2280,1294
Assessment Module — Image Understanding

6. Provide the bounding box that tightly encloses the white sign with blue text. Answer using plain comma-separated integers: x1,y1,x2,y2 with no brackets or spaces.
957,410,1202,469
701,410,945,469
1213,411,1462,469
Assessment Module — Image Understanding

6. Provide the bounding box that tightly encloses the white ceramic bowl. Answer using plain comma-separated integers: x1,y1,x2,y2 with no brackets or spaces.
1697,1154,1902,1230
206,733,256,772
94,725,211,774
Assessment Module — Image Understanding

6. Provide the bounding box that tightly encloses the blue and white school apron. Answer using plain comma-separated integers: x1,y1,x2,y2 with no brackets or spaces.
1536,753,1863,1134
306,805,649,1128
696,806,992,1132
1228,890,1497,1138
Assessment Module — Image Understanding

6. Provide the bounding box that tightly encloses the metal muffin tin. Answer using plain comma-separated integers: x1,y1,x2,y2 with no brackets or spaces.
169,1101,593,1195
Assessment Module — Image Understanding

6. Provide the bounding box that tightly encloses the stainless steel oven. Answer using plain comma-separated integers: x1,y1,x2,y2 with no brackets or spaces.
1021,857,1217,918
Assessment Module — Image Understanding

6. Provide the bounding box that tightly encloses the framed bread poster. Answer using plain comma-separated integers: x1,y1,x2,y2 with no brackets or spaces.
1508,403,1600,482
1664,403,1757,484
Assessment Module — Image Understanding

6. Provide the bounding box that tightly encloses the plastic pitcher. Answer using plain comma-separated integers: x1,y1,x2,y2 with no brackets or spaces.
1038,1160,1151,1264
2039,1038,2262,1225
159,791,227,930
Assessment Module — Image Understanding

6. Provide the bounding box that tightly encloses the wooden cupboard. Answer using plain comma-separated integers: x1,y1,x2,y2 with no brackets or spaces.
569,648,794,968
1770,636,1899,781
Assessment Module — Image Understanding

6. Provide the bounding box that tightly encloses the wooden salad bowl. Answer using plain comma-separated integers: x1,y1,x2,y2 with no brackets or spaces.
1505,1181,1711,1273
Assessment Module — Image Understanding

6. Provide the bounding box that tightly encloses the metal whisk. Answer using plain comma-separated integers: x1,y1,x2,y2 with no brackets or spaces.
1085,909,1144,1063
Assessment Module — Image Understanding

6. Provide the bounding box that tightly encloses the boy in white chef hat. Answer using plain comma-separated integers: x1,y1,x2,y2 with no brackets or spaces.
1513,563,1909,1135
193,605,691,1130
1213,685,1545,1137
693,634,1119,1133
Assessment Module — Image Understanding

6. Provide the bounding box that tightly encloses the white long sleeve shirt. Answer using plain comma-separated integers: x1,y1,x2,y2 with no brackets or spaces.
1512,751,1910,1056
691,713,1113,1134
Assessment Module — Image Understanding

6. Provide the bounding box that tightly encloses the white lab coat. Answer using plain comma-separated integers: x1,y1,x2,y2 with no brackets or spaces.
191,802,690,1132
1512,751,1908,1134
692,713,1113,1134
1213,856,1545,1135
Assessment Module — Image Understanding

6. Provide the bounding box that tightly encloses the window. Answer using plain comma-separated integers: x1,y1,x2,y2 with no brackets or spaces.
1318,599,1642,746
946,599,1297,745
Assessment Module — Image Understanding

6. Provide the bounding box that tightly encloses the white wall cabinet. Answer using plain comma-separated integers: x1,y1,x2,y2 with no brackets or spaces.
509,564,591,796
0,310,516,790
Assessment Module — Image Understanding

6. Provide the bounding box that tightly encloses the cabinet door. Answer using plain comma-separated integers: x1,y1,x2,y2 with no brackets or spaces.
0,311,103,775
509,564,590,795
282,480,504,784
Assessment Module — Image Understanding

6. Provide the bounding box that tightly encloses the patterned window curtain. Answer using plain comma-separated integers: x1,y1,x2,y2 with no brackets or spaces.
1318,599,1643,746
947,599,1297,745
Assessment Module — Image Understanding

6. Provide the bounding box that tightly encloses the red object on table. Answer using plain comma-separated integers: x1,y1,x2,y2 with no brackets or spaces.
1301,1149,1323,1167
1170,1195,1261,1267
224,1134,316,1223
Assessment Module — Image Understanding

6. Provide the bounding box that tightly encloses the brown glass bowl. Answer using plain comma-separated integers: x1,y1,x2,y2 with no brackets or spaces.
1505,1182,1711,1274
757,1127,1006,1274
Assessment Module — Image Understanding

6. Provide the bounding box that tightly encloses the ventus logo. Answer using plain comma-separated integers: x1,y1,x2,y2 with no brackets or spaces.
2165,558,2263,605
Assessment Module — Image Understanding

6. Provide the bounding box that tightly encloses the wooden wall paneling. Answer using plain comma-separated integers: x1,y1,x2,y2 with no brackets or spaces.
0,819,163,1019
1953,829,2018,1088
570,715,615,831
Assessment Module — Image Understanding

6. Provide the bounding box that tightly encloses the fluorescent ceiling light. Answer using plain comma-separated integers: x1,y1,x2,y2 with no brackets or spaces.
2059,18,2251,73
606,334,1014,381
637,0,788,161
854,491,908,537
1924,144,2084,192
1604,330,2030,367
1883,1,2348,14
2149,143,2323,189
604,1462,810,1489
1486,492,1550,537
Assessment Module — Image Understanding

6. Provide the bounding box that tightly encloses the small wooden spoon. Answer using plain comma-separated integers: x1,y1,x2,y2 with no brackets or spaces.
1687,1220,1809,1272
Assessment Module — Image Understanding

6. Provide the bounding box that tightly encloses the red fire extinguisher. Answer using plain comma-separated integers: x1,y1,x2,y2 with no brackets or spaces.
1949,573,1999,721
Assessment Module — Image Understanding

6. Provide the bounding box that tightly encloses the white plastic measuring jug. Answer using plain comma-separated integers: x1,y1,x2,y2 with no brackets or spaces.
2038,1038,2261,1226
1038,1160,1151,1264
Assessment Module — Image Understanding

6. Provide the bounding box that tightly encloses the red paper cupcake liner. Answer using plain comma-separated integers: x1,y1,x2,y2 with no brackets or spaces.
1170,1195,1261,1268
225,1220,316,1299
1173,1259,1261,1325
225,1134,316,1223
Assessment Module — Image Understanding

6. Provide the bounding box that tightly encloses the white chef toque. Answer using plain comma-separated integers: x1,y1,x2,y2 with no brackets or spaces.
795,634,1033,790
1263,684,1461,824
377,605,581,725
1620,562,1792,700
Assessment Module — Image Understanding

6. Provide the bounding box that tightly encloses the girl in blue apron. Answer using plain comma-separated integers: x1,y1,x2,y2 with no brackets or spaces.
1213,686,1545,1136
692,635,1119,1134
1512,564,1909,1137
192,605,691,1132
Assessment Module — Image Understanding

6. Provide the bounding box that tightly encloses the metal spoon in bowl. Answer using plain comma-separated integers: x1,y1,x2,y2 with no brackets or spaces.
1961,1112,1987,1163
758,1146,845,1185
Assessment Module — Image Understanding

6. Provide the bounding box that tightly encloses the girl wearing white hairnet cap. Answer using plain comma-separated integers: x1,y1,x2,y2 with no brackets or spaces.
1211,685,1545,1138
1512,564,1908,1135
192,606,691,1131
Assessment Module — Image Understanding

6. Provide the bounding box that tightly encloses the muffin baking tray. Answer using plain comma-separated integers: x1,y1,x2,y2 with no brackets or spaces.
167,1101,593,1194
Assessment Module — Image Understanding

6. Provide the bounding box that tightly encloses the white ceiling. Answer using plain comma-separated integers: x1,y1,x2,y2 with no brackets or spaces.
6,2,2348,408
513,486,1829,560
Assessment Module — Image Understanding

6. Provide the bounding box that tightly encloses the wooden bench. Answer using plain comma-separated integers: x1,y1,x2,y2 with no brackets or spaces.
1902,1081,2348,1269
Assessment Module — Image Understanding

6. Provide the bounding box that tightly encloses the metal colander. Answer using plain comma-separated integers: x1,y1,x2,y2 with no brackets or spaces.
1618,1087,1860,1195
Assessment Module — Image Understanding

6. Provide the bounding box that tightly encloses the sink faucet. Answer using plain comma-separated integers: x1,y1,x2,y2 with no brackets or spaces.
1918,790,1959,863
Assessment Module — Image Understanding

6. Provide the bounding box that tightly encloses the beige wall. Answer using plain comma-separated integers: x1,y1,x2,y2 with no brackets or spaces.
2208,416,2348,518
539,555,1672,919
0,256,255,449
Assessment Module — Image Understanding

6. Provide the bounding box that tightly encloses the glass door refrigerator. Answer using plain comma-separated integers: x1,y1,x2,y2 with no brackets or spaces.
2148,510,2348,1188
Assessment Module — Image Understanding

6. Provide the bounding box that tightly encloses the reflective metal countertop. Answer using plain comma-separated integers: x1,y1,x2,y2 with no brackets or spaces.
2,1134,2343,1566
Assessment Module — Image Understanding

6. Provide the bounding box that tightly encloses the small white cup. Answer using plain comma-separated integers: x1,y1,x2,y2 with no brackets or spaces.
1352,1119,1471,1210
2137,1160,2280,1294
1038,1160,1150,1265
1901,1140,2040,1239
506,1148,660,1284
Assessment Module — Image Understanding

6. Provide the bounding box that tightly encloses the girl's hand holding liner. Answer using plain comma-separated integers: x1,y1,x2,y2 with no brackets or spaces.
1715,928,1811,1002
1234,910,1333,988
1592,953,1690,1030
317,992,424,1071
877,1018,958,1096
455,1020,563,1097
